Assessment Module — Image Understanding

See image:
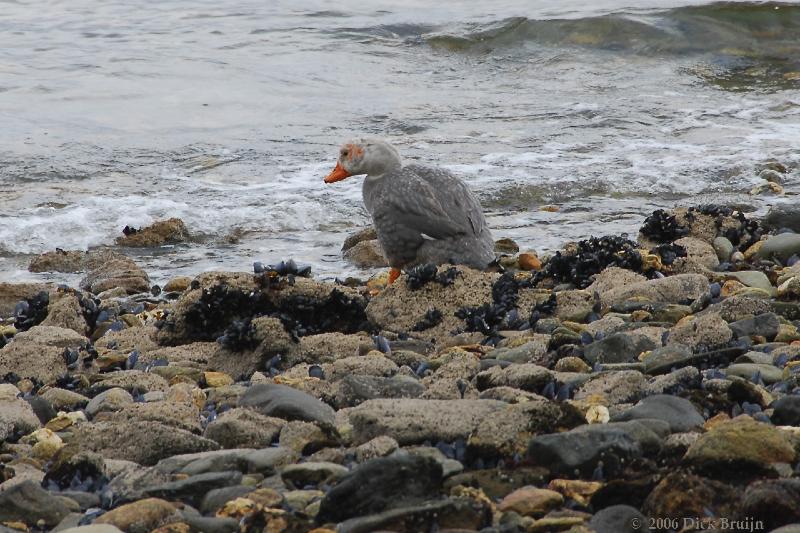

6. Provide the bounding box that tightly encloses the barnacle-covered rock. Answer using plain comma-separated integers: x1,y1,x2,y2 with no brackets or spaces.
115,217,190,247
80,255,150,295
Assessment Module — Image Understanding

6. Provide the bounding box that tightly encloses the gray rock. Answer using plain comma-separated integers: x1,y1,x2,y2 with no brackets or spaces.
600,274,710,309
589,504,651,533
584,333,657,364
155,447,296,476
238,383,335,428
202,408,285,449
337,498,492,533
142,471,243,507
713,236,734,261
758,233,800,261
181,515,239,533
58,526,124,533
316,455,443,524
491,337,549,364
200,485,257,515
728,313,780,340
474,363,552,392
85,388,134,418
740,479,800,531
0,398,41,442
667,312,732,349
765,204,800,233
280,461,349,489
611,394,704,432
574,370,646,406
335,374,424,408
346,398,506,446
728,271,774,294
0,480,71,527
642,345,694,375
772,395,800,426
724,363,783,384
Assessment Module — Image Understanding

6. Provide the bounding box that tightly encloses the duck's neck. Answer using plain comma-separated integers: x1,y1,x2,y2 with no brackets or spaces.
362,165,399,214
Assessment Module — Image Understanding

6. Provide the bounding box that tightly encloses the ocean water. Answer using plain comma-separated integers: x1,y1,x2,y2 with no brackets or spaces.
1,0,799,284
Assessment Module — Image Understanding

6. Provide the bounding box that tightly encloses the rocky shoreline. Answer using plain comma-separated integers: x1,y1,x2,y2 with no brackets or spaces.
2,204,800,533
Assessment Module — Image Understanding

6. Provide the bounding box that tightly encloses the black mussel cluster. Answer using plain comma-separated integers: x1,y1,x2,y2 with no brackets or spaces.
14,291,49,331
218,318,259,351
651,243,687,266
122,225,140,236
182,284,273,342
412,308,444,331
254,259,312,277
536,236,644,289
640,209,689,243
276,289,369,340
56,286,101,332
456,272,532,340
529,293,558,326
406,264,461,290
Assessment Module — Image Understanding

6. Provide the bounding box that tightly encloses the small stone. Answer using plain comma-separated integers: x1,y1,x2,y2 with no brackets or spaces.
95,498,180,533
498,487,563,517
758,233,800,262
85,388,134,418
588,504,649,533
203,371,234,388
612,394,704,432
518,253,542,271
343,240,388,268
495,238,520,254
280,462,349,489
163,276,193,292
712,236,734,261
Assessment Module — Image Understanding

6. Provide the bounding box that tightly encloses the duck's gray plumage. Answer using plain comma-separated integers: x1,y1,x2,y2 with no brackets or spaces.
362,162,495,270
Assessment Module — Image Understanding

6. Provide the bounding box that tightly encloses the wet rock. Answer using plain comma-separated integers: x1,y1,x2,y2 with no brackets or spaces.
180,515,239,533
527,421,665,478
366,266,496,342
771,395,800,426
740,479,800,531
728,312,780,340
641,344,694,375
69,420,219,466
346,398,506,446
574,370,647,406
589,504,650,533
28,250,86,273
80,256,150,295
0,326,86,383
642,471,740,522
203,408,286,449
281,462,349,489
94,498,181,533
684,416,795,475
611,394,704,432
0,397,41,441
0,480,70,527
238,383,335,428
115,218,189,247
758,233,800,261
316,455,443,523
765,204,800,232
98,400,202,434
142,471,243,507
475,363,551,392
599,274,710,310
334,374,424,408
336,497,492,533
343,240,388,268
342,227,378,252
584,333,657,365
478,386,548,403
667,312,732,350
495,237,520,254
497,487,563,517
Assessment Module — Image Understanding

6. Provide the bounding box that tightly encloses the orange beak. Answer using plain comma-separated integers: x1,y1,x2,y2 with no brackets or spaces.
324,161,351,184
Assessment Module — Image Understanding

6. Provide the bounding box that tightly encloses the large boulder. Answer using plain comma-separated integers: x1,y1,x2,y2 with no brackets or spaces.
0,326,87,383
115,218,190,247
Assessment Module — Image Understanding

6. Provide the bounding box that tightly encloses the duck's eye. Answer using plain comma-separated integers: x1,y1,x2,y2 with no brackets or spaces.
341,149,349,159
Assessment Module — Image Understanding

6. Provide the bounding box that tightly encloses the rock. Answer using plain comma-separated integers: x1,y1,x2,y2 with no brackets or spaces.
599,274,710,310
611,394,704,432
336,497,492,533
684,416,796,475
497,487,563,517
334,374,424,408
778,276,800,299
279,420,336,454
80,256,150,295
765,204,800,233
238,383,335,428
343,240,388,268
475,363,552,392
740,479,800,531
527,421,665,478
328,355,398,381
89,370,169,395
366,266,496,342
203,371,234,388
316,455,443,523
555,290,594,322
69,421,219,466
115,218,189,247
142,471,243,507
179,515,239,533
667,312,732,350
468,400,577,458
0,326,86,383
59,526,125,533
494,237,520,254
0,480,70,527
642,344,694,375
589,504,650,533
757,233,800,261
490,337,549,364
354,436,399,462
584,333,657,365
342,227,378,252
346,398,506,446
40,388,89,410
574,370,646,406
675,236,720,270
0,397,41,441
94,498,181,533
642,471,740,523
281,462,349,489
0,282,51,317
728,271,774,294
728,312,780,340
85,388,134,418
199,485,256,515
518,253,542,271
772,395,800,426
98,400,202,434
203,408,285,449
712,236,734,261
163,276,193,292
39,291,88,335
28,250,86,273
724,363,783,384
156,447,296,477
